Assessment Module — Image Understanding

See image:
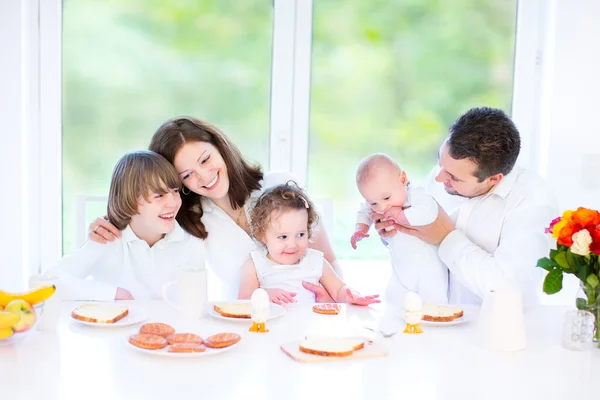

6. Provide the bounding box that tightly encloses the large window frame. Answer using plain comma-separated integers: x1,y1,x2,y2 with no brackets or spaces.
5,0,548,283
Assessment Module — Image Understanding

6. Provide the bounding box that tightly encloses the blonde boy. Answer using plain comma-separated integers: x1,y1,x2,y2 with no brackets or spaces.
49,151,205,300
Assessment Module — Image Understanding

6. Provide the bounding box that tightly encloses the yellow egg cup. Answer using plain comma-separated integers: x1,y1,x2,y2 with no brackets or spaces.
249,321,269,333
403,323,423,334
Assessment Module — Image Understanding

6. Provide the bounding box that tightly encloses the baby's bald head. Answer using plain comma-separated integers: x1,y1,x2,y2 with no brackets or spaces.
356,153,402,187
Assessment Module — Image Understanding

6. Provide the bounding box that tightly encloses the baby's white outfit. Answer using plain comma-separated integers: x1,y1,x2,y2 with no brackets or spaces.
251,248,324,303
356,184,448,305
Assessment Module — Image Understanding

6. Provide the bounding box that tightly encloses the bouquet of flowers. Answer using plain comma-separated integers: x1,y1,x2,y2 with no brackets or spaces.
538,207,600,344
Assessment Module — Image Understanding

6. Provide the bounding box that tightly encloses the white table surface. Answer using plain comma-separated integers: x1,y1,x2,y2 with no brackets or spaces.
1,301,598,400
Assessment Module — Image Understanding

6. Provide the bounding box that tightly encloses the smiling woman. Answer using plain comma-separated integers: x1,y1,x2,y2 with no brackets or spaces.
88,117,340,299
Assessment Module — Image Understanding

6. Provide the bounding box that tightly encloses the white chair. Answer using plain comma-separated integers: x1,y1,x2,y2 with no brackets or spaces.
75,195,108,249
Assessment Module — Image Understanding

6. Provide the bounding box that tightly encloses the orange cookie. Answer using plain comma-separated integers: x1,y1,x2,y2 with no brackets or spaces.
139,323,176,337
166,333,204,345
204,332,241,349
312,303,341,315
168,343,207,353
128,333,168,350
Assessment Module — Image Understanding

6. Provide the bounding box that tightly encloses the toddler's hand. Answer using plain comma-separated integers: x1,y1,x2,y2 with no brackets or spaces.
346,288,380,306
350,225,370,249
115,287,134,300
383,206,406,224
265,288,297,305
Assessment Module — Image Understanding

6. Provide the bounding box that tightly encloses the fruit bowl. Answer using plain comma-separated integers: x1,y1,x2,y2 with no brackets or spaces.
0,300,39,344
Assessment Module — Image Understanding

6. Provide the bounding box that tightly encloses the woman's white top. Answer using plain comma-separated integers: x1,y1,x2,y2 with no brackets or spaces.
201,171,299,299
251,248,323,303
48,222,206,301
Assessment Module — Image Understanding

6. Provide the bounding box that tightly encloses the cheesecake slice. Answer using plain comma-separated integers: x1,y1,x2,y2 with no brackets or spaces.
299,337,365,357
213,302,252,319
421,305,464,322
71,304,129,324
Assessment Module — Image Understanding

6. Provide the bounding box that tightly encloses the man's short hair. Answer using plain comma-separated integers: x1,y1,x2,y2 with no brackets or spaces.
107,150,181,230
447,107,521,181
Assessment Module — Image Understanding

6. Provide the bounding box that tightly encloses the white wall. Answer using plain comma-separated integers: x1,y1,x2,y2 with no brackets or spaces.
541,0,600,211
0,1,26,290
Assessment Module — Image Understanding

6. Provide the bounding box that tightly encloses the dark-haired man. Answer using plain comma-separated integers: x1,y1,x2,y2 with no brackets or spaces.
376,107,557,306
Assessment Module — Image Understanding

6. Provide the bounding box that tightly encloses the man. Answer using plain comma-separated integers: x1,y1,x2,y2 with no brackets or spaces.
376,107,557,307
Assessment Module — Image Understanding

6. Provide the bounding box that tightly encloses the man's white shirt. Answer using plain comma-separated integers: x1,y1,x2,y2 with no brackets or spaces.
49,222,206,300
424,166,558,307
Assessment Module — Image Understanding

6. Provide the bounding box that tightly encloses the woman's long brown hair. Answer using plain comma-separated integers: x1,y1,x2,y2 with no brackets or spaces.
149,117,263,239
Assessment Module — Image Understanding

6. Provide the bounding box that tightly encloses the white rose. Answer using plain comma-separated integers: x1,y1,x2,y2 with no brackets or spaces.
571,229,593,256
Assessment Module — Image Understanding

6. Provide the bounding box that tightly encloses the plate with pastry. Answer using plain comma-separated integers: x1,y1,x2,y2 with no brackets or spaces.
127,325,241,358
280,336,388,363
208,300,286,322
70,304,147,327
418,304,470,326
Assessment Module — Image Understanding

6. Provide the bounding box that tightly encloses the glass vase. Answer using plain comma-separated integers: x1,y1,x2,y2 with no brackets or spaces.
577,284,600,346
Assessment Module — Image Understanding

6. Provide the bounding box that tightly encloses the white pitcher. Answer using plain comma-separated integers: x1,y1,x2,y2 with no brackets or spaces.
477,286,527,352
162,268,207,320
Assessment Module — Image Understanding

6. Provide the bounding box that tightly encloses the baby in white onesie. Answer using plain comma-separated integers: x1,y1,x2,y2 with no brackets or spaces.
238,182,380,306
350,153,448,305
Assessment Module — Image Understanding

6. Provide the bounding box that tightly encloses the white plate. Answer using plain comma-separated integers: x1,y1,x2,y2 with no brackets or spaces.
208,300,286,322
126,339,239,358
71,305,148,328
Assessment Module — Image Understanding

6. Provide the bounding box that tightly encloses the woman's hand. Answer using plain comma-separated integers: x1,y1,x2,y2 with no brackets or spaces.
302,281,335,303
345,288,380,306
264,288,297,304
88,216,121,244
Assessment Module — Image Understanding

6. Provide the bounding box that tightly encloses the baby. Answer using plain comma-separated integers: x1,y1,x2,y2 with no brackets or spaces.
350,153,448,305
238,182,380,306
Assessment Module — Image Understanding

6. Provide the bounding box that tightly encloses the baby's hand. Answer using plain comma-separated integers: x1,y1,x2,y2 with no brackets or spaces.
384,206,408,225
264,288,297,305
351,224,370,249
346,288,380,306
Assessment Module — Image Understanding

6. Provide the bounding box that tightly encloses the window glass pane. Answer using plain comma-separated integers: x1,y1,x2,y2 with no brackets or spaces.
62,0,273,253
308,0,518,260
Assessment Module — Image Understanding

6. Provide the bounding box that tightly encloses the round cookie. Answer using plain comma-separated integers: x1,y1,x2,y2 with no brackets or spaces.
168,343,207,353
166,333,204,345
312,303,341,315
139,322,176,337
128,333,168,350
204,332,241,349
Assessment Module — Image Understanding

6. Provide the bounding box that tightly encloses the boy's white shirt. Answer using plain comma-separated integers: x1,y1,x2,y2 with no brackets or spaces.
49,222,206,301
200,170,313,299
424,165,558,307
355,184,439,227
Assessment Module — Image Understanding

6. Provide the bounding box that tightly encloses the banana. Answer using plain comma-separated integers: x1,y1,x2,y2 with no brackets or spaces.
0,327,15,339
0,285,56,307
0,311,21,329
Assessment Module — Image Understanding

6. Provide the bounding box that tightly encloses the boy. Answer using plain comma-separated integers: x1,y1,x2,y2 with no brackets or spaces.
49,151,205,300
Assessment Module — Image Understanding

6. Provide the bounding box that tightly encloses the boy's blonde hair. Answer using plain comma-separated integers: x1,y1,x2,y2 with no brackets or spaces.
107,151,181,230
250,181,319,242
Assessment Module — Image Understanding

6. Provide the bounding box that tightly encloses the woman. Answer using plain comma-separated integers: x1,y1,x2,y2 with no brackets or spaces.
88,116,340,300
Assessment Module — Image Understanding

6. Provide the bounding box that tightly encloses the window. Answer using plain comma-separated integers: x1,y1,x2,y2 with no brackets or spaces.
62,0,273,252
307,0,518,260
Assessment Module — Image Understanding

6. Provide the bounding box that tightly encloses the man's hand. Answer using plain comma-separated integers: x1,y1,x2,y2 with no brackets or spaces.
115,287,134,300
302,281,335,303
264,288,297,304
371,211,398,239
393,205,455,245
383,206,409,225
350,224,370,249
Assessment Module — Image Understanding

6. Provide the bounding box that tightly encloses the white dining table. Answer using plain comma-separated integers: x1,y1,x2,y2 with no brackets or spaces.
0,301,598,400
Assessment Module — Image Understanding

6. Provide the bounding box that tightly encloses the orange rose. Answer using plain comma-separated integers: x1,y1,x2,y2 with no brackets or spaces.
551,210,574,240
557,222,579,247
572,207,600,228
